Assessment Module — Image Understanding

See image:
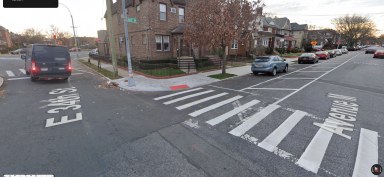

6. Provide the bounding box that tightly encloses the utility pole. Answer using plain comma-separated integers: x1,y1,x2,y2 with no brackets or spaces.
337,32,341,49
106,0,118,77
122,0,136,86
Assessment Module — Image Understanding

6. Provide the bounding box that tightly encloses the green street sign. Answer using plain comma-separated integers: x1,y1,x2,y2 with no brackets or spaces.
127,18,137,23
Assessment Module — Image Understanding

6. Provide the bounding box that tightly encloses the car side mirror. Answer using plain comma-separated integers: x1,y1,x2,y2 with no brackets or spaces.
284,59,286,61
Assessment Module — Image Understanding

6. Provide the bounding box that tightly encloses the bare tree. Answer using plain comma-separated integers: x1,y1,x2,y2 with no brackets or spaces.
332,14,378,46
184,0,263,76
23,28,45,44
263,11,276,18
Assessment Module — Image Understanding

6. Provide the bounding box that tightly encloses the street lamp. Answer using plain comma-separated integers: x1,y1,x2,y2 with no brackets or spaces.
59,3,79,59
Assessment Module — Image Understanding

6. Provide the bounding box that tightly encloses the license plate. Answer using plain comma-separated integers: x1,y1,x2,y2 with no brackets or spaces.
303,58,307,60
59,67,65,70
41,68,48,71
257,65,262,67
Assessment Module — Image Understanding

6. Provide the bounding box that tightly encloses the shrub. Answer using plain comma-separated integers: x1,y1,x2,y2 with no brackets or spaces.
304,46,313,52
275,48,285,54
265,47,273,55
138,63,178,70
286,49,291,53
213,47,224,58
122,55,127,60
290,49,299,53
140,58,178,64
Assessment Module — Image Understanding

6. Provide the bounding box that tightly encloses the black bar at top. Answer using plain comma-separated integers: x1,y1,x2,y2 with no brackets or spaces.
3,0,58,8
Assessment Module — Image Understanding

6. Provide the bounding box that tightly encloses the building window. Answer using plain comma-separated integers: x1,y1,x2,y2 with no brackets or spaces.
118,38,122,50
142,34,147,44
231,39,238,49
156,35,162,51
160,4,166,21
131,36,135,44
137,5,140,12
179,7,184,23
163,36,170,51
118,13,120,24
156,35,170,51
268,28,272,32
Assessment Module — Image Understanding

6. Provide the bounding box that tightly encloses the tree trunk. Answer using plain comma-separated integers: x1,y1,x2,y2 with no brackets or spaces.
221,45,226,76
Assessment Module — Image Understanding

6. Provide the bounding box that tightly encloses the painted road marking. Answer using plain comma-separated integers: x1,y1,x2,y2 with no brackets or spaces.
163,90,215,105
258,110,307,152
176,92,228,110
229,104,280,137
310,67,333,68
189,95,243,117
246,88,298,91
154,88,203,100
170,84,189,90
278,78,316,79
295,121,334,173
296,71,327,72
6,70,15,77
206,100,260,126
46,112,83,127
7,77,30,80
19,69,26,74
352,128,378,177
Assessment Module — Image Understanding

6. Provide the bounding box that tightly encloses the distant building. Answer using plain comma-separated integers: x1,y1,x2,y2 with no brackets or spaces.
290,23,308,48
0,25,12,49
97,30,108,56
69,36,97,48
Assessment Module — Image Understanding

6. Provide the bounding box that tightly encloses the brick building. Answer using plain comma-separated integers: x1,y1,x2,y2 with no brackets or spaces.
97,30,109,56
69,37,97,48
0,25,12,50
104,0,209,60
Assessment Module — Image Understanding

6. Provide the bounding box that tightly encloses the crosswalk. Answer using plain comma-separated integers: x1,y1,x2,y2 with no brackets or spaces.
4,69,26,77
154,87,380,176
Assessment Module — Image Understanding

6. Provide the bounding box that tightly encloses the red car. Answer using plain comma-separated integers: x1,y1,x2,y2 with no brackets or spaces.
373,50,384,58
315,51,330,59
69,47,81,52
313,47,324,51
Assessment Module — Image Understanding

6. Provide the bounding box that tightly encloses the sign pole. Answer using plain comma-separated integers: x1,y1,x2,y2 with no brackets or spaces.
122,0,136,86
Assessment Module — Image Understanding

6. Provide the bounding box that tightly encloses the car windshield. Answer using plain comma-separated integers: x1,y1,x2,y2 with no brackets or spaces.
254,57,270,62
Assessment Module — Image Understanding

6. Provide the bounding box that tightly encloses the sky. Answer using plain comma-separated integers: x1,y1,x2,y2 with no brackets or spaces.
0,0,383,38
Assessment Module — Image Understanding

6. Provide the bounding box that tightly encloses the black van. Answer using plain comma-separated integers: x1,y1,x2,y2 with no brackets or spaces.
22,44,71,82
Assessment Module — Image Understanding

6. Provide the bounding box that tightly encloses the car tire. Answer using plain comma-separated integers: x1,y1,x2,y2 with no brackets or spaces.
283,65,288,73
298,61,301,64
30,73,36,82
270,67,277,76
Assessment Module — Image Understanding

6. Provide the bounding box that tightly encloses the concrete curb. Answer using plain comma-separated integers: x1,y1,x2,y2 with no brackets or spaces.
0,77,3,88
73,58,112,82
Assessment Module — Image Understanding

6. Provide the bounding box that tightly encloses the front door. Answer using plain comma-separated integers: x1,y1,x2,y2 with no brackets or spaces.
180,39,189,56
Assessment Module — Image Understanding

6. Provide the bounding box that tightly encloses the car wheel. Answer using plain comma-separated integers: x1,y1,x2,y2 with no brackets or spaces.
270,67,277,76
30,73,36,82
283,65,288,73
298,61,302,64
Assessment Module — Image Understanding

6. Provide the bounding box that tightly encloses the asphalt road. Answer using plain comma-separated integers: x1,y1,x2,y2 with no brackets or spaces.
0,48,383,177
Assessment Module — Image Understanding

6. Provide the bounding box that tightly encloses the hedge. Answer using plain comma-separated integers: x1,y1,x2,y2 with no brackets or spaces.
137,63,178,70
139,58,178,64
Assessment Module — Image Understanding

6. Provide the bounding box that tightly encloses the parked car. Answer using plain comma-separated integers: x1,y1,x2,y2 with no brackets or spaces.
11,48,26,54
89,49,98,57
69,47,81,52
315,51,330,59
334,49,342,56
347,46,357,51
21,44,71,82
365,48,376,54
373,50,384,58
251,56,288,76
341,48,349,54
313,47,324,51
298,53,319,64
327,50,337,58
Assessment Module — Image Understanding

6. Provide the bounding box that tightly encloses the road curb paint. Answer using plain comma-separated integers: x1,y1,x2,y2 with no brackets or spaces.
170,84,189,90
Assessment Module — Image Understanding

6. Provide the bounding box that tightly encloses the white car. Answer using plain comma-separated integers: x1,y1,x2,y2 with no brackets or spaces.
341,48,348,54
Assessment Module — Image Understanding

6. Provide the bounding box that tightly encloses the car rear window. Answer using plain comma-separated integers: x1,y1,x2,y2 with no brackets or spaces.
301,54,313,57
33,46,68,61
316,51,326,54
254,57,270,62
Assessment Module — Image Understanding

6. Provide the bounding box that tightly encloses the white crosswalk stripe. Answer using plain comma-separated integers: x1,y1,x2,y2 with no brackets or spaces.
352,128,378,177
19,69,26,74
295,121,334,173
6,70,15,77
163,90,214,105
229,104,280,137
206,100,260,126
176,92,228,110
258,110,306,152
154,88,203,100
189,95,243,117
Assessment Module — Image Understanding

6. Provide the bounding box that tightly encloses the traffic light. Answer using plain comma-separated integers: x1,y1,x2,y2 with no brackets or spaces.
53,33,57,40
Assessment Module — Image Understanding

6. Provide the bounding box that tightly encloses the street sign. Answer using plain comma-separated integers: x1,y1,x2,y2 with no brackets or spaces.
74,44,77,47
280,39,284,42
127,18,137,23
337,41,341,45
97,39,101,43
311,40,317,45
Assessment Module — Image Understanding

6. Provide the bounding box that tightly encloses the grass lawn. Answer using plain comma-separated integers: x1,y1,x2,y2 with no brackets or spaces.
198,66,220,72
208,73,237,80
134,68,186,77
78,59,123,80
282,53,303,57
291,60,298,63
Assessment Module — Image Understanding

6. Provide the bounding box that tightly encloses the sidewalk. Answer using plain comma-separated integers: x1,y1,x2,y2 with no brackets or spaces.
82,57,297,92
